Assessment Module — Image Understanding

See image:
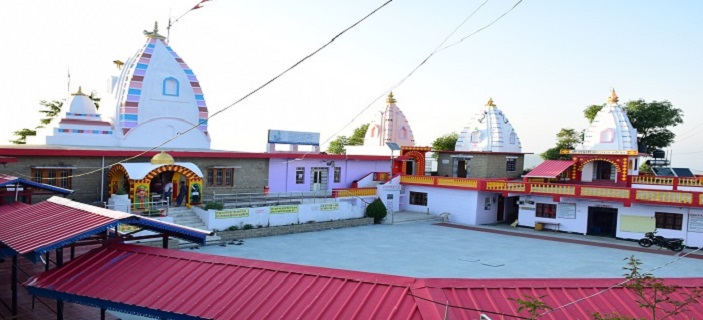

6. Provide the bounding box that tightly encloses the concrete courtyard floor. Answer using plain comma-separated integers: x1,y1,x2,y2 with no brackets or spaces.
197,213,703,279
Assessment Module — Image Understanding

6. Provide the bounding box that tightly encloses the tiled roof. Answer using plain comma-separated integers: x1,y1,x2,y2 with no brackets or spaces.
25,244,703,319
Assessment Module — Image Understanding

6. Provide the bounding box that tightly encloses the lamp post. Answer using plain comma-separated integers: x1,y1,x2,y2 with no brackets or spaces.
385,142,401,225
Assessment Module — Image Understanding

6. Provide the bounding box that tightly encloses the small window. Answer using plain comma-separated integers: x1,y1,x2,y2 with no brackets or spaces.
470,130,481,143
510,132,516,144
655,212,683,230
30,168,73,189
162,77,179,96
400,127,407,139
535,203,556,219
506,158,517,172
207,168,234,187
296,167,305,184
409,192,428,206
600,128,615,143
334,167,341,183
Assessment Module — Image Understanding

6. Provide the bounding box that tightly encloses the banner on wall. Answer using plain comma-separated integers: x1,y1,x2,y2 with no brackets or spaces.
119,224,141,233
689,214,703,233
216,209,250,219
620,215,655,233
556,203,576,219
320,203,339,211
189,181,202,204
271,205,299,214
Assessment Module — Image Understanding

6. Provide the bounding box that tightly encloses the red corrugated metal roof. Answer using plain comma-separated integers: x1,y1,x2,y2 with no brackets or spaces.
25,244,703,320
27,244,424,319
0,197,211,261
0,202,30,215
0,199,123,255
524,160,574,178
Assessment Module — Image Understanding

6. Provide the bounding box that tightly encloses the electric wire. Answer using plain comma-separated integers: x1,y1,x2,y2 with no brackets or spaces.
409,293,529,319
539,246,703,317
1,0,394,183
292,0,521,163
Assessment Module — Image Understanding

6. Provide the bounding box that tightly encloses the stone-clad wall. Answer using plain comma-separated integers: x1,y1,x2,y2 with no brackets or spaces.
436,153,524,179
4,155,268,204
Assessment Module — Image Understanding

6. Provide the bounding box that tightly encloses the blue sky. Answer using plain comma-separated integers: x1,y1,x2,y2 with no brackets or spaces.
1,1,701,169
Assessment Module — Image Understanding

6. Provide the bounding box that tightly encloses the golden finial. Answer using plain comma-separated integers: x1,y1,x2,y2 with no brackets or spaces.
386,92,397,104
486,98,496,107
143,21,166,39
607,89,619,104
150,151,175,165
113,60,124,70
71,86,85,96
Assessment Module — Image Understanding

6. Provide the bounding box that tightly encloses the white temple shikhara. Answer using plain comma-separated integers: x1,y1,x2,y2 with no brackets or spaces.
455,98,522,153
346,92,416,155
28,23,211,149
582,89,639,151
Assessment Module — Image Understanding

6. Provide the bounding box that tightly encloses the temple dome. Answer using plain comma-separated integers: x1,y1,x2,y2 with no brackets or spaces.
455,98,522,153
363,92,416,147
150,151,175,165
582,89,638,151
67,87,98,115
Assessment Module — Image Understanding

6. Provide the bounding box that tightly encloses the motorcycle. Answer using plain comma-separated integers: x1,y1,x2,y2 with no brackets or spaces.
637,231,685,252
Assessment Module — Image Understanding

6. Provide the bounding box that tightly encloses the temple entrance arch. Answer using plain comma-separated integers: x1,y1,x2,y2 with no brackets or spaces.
106,152,204,211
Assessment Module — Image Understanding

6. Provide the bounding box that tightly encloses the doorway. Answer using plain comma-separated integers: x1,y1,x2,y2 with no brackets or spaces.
310,167,328,191
587,207,618,237
496,195,505,222
405,160,415,175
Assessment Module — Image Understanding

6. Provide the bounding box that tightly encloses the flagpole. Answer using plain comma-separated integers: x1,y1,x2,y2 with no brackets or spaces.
167,0,209,43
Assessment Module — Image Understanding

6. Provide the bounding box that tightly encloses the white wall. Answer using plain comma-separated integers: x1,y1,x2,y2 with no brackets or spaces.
401,185,480,225
194,201,361,230
516,197,703,247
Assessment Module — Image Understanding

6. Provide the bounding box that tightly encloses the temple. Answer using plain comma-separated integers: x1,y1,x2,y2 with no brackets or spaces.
27,23,211,149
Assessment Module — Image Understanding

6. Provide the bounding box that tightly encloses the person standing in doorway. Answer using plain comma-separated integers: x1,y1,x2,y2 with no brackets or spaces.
164,181,173,206
176,182,187,207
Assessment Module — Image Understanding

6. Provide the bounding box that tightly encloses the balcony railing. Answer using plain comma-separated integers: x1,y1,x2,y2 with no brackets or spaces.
580,187,630,199
332,188,377,198
399,175,703,207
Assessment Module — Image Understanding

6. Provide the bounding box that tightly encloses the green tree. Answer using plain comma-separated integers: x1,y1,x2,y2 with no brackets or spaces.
37,100,64,128
9,128,37,145
625,100,682,154
10,91,101,144
584,104,604,124
431,132,458,152
540,128,583,160
365,197,387,224
593,256,703,320
326,123,369,154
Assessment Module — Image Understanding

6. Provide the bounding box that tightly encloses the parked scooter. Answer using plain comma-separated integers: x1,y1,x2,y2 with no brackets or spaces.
637,231,685,252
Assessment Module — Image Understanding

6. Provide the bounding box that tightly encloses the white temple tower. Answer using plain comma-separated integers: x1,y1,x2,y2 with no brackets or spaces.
582,89,638,151
107,22,211,149
346,92,416,155
455,98,522,153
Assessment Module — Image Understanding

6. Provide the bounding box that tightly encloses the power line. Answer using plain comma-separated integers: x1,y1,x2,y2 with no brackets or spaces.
540,247,703,317
409,293,529,319
298,0,522,161
2,0,394,183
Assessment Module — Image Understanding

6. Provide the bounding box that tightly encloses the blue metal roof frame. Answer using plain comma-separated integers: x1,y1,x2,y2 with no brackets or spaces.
129,217,211,245
0,177,73,195
25,286,209,320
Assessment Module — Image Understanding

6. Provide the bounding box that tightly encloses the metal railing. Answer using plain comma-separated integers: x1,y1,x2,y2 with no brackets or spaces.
207,191,334,208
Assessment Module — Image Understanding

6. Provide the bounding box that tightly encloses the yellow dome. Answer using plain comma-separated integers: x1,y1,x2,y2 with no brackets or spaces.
151,151,175,165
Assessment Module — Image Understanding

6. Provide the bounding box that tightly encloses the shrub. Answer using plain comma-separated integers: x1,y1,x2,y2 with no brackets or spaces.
204,202,224,210
227,225,239,231
242,224,254,230
365,198,387,224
